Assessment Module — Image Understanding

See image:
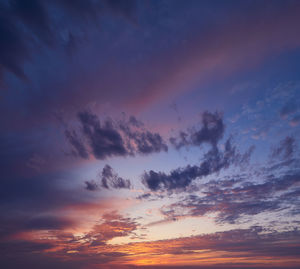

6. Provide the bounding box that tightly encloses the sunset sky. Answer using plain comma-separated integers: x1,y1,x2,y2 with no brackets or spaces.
1,1,300,268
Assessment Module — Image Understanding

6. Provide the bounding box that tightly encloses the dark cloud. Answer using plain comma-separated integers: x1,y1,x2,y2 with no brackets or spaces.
100,164,131,189
118,114,168,155
66,111,168,160
136,193,151,200
128,115,144,128
84,180,98,191
84,164,131,191
159,172,300,224
130,131,168,155
170,111,225,149
143,138,253,192
271,136,296,161
78,111,128,159
192,111,225,147
169,131,189,150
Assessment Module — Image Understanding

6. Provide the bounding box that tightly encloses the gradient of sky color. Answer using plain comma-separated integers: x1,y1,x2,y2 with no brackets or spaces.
1,1,300,268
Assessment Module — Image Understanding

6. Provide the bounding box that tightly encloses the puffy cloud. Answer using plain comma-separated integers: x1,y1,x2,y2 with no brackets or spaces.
66,111,168,160
84,180,98,191
84,165,131,191
78,111,128,159
170,111,225,149
100,164,131,189
143,138,253,192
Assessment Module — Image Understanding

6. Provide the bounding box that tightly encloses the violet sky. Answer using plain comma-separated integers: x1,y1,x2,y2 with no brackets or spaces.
1,1,300,268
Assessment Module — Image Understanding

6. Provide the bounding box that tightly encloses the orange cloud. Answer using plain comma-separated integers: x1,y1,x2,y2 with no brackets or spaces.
11,226,299,268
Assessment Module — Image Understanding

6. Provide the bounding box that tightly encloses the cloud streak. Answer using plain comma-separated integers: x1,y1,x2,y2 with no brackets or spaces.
159,170,300,224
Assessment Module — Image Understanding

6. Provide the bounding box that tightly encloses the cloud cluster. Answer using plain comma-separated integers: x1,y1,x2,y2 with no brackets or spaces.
143,137,254,192
66,111,168,160
159,171,300,224
170,111,225,149
142,111,256,192
0,211,140,269
85,164,131,191
101,164,131,189
83,211,139,246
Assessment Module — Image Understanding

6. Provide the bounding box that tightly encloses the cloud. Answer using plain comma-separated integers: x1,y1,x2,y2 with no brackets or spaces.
84,165,131,191
170,111,225,149
144,111,252,192
78,111,128,159
143,138,253,192
100,164,131,189
137,227,300,261
159,171,300,224
271,136,296,161
6,226,299,268
118,114,168,155
84,180,98,191
192,111,225,147
66,111,168,160
83,211,139,246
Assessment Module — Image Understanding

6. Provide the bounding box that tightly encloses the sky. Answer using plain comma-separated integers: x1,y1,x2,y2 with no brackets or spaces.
1,0,300,268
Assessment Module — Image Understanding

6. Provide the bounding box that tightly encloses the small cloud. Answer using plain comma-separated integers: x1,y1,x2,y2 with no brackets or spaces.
271,136,296,161
170,111,225,149
84,180,98,191
101,165,131,189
